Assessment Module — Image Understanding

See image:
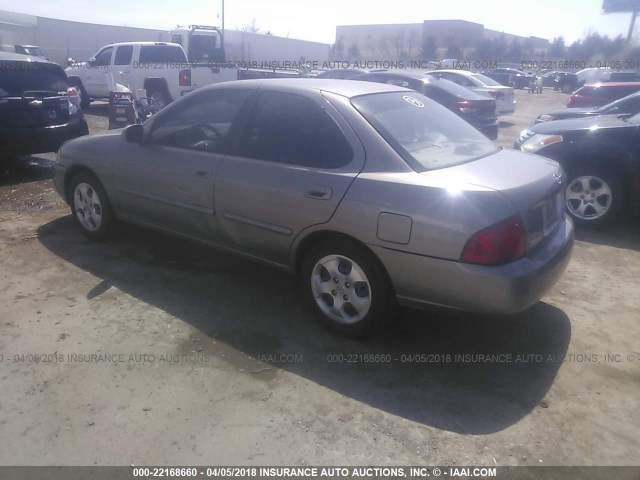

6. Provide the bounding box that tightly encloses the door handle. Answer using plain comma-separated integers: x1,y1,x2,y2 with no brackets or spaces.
304,185,332,200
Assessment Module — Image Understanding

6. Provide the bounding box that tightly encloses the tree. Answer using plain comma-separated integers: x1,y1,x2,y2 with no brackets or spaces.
446,45,462,58
420,37,437,60
347,44,361,61
548,37,566,59
330,38,345,60
242,18,260,33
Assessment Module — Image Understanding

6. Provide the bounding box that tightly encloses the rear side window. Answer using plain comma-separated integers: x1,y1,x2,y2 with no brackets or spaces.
238,91,353,168
0,62,68,97
139,45,187,64
114,45,133,66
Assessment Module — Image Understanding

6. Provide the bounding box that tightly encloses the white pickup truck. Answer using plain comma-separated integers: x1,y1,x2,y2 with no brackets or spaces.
65,42,236,109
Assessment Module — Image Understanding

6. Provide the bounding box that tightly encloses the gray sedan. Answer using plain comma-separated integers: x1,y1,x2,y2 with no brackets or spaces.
53,79,573,337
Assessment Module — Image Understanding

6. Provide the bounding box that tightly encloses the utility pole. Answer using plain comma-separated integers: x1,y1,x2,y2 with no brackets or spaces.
627,10,638,43
221,0,225,48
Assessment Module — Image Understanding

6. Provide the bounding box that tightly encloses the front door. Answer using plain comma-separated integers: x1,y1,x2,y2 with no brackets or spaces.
112,88,254,240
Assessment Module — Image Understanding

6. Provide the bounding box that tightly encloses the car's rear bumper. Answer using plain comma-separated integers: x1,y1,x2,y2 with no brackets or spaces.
371,215,574,314
0,116,89,157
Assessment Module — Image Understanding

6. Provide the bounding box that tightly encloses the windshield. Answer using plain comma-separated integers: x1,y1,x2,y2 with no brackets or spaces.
0,62,68,97
472,73,502,87
351,92,499,172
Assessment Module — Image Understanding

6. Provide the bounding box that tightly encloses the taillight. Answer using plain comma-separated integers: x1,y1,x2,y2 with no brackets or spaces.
454,100,480,113
179,69,192,87
489,90,505,99
461,214,526,265
67,86,80,114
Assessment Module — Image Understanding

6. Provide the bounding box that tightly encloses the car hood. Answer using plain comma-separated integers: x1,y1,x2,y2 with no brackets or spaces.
540,107,597,119
531,114,631,134
423,149,563,216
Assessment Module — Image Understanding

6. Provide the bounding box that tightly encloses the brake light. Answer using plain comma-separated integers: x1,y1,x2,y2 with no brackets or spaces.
67,86,81,114
461,214,526,265
454,100,481,113
489,90,505,99
179,69,192,87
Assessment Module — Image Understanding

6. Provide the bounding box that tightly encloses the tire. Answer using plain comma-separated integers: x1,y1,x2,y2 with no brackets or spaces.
564,166,624,228
68,78,91,110
561,83,573,94
69,172,115,241
300,239,396,338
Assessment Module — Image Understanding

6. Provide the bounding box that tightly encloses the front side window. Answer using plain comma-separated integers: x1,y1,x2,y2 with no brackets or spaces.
352,92,499,172
149,89,252,153
93,47,113,67
237,91,353,168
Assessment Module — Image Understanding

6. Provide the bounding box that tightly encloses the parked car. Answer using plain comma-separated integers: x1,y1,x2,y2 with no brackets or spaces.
536,90,640,123
65,41,237,110
566,82,640,107
53,79,573,337
555,72,580,93
351,71,499,139
426,69,516,115
0,51,89,170
515,113,640,227
541,71,565,88
483,68,535,89
315,68,369,79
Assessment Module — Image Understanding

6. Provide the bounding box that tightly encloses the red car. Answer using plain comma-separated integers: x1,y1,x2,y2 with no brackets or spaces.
567,82,640,107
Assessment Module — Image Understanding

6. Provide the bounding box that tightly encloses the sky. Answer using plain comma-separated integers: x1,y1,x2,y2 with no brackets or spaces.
0,0,635,45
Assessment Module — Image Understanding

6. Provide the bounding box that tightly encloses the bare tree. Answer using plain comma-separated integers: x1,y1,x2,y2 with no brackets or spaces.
242,18,261,33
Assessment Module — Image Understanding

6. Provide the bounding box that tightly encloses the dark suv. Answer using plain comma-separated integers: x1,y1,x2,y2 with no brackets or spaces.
0,52,89,169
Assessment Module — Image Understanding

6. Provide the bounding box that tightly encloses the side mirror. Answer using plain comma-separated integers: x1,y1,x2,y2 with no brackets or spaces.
124,124,144,143
86,58,96,67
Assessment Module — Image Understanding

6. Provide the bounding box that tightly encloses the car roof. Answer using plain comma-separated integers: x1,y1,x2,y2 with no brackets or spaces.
104,42,182,48
0,51,57,65
201,78,410,97
581,82,640,88
431,69,475,76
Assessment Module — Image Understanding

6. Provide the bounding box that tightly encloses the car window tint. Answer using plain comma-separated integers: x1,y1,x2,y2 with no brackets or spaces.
114,45,133,66
93,47,113,67
237,91,353,168
0,62,68,96
139,45,187,64
149,89,252,153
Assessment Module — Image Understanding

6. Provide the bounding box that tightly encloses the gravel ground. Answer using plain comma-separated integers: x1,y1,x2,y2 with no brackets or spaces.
0,89,638,467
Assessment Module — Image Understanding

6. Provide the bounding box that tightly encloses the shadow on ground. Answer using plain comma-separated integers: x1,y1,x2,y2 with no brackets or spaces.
574,220,640,252
0,155,55,187
38,217,572,435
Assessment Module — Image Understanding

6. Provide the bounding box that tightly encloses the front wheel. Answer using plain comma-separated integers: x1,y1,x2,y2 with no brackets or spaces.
300,239,396,338
565,167,624,228
69,172,115,240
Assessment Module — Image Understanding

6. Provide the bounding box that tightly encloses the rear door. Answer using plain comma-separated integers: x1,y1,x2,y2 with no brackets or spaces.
215,90,365,264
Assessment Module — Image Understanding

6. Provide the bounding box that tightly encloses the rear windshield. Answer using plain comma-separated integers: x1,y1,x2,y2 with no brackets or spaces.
190,35,225,63
351,92,499,172
428,77,484,99
138,45,187,64
472,73,502,87
0,62,68,97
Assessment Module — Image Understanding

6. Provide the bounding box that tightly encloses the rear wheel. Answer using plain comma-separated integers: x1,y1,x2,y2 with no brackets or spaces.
300,239,396,338
147,88,170,110
565,166,624,228
69,172,114,240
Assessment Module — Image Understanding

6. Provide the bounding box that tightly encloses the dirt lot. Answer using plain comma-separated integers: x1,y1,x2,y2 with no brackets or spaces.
0,89,639,466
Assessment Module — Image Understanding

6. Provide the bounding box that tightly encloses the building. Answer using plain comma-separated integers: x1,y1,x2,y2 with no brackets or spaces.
334,20,549,60
0,10,330,65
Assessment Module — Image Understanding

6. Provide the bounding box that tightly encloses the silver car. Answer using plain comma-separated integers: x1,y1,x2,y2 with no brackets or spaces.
53,79,573,337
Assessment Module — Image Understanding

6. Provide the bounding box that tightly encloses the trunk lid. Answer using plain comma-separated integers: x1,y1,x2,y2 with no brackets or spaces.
424,149,565,248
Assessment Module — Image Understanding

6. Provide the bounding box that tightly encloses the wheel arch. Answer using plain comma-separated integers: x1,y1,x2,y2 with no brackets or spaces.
143,77,172,101
292,230,396,294
63,165,103,205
